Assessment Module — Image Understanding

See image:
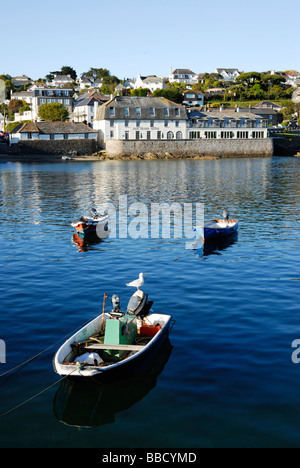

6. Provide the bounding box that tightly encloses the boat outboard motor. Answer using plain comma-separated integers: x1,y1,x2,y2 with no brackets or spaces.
127,290,153,319
91,208,99,219
110,293,123,319
223,209,230,222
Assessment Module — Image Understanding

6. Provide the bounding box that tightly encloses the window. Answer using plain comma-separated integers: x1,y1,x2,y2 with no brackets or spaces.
136,107,141,116
124,107,129,117
237,131,249,139
109,107,115,116
150,107,155,116
164,121,168,127
147,131,151,140
125,120,129,127
64,99,70,105
150,120,154,127
176,121,179,127
136,131,140,140
221,131,234,139
110,131,114,138
176,131,183,139
157,131,161,140
136,120,140,127
110,120,114,127
167,131,174,140
175,108,180,116
125,131,129,140
164,108,169,117
204,131,217,139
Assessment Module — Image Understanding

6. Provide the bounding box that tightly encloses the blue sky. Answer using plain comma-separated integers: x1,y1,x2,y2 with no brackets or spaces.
2,0,299,80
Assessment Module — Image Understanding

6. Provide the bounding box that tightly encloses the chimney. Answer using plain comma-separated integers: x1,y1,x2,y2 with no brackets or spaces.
94,101,99,118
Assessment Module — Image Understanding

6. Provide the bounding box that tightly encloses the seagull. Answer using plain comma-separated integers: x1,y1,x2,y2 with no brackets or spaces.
126,273,145,291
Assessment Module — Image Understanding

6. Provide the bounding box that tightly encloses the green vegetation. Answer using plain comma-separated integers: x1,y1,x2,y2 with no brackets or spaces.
38,102,69,121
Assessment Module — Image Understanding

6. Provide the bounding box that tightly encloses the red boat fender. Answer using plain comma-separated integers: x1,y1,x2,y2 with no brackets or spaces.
140,324,162,337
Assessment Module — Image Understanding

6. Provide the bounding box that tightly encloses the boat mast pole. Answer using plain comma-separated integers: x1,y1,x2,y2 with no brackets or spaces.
101,293,108,331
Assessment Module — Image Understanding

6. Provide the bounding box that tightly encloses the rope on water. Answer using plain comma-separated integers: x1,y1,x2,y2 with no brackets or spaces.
0,316,98,380
0,371,76,419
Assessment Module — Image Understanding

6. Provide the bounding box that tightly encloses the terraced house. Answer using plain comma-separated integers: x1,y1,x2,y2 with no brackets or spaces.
93,96,188,148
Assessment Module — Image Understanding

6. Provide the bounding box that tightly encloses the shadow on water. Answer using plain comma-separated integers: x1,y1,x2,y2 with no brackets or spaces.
71,233,104,252
53,339,173,428
193,232,239,257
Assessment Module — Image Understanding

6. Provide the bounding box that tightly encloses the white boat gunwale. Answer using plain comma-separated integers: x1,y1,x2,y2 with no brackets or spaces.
54,312,172,377
71,214,109,228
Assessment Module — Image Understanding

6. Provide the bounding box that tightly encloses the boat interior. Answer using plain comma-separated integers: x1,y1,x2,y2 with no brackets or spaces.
62,311,167,369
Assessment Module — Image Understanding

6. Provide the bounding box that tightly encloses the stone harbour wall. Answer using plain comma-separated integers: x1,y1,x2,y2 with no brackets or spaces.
10,139,100,157
104,139,274,159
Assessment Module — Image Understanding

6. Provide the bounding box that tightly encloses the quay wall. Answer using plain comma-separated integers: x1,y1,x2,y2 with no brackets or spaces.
9,139,100,157
104,139,274,159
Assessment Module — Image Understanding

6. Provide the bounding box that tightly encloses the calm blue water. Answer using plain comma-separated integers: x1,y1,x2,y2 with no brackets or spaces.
0,157,299,448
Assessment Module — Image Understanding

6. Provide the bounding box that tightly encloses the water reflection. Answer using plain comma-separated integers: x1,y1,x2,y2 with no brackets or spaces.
193,232,239,257
71,233,103,252
53,339,173,428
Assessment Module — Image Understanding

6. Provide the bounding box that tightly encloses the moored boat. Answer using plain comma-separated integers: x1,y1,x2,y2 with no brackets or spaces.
53,278,173,381
71,208,109,239
194,209,238,244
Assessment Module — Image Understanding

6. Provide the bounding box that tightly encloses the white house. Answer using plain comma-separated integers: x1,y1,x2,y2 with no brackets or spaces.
134,74,166,92
169,69,198,85
93,96,188,147
187,109,268,140
215,68,242,82
183,90,204,107
9,122,98,144
10,84,73,122
49,75,74,88
73,94,108,127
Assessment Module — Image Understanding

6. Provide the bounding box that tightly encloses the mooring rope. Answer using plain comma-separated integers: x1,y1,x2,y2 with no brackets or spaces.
0,316,98,379
0,371,77,418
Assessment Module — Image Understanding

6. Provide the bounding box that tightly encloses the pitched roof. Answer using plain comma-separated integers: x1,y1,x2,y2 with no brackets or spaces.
172,69,196,75
10,122,97,134
96,96,188,120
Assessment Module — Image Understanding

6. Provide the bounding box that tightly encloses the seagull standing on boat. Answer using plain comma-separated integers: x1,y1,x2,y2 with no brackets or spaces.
126,273,145,291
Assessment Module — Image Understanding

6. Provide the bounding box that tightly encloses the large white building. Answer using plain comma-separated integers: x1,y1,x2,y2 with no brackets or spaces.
93,96,188,147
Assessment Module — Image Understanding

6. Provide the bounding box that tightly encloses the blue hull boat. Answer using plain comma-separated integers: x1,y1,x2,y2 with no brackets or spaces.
194,210,239,244
204,219,239,240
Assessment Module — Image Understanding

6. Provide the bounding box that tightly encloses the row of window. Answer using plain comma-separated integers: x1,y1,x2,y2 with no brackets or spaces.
109,120,181,128
189,131,265,139
25,133,93,140
109,131,183,140
38,90,71,97
109,107,180,117
39,99,70,105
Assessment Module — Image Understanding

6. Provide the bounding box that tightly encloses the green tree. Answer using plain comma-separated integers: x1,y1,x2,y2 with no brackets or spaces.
152,88,184,104
60,66,77,80
8,99,27,114
85,68,110,79
38,102,69,121
236,72,262,87
130,88,150,97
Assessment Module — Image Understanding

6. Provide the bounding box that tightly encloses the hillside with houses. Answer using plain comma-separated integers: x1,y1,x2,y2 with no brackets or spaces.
1,66,300,156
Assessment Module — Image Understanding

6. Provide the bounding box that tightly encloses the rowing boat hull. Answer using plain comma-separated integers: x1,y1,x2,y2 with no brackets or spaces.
71,215,109,238
53,313,173,382
195,219,239,242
